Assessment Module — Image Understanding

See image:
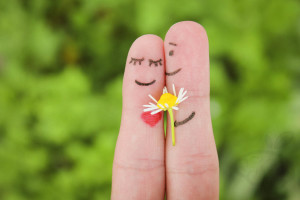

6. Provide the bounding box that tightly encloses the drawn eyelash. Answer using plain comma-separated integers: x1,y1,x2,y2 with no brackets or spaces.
129,57,144,65
149,59,162,67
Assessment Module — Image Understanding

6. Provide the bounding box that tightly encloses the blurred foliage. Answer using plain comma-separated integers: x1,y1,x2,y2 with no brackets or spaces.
0,0,300,199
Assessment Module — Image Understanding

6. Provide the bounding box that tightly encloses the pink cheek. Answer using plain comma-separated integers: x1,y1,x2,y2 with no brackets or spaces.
141,111,162,127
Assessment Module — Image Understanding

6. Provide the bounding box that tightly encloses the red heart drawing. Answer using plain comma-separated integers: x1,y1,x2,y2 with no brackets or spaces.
141,111,162,127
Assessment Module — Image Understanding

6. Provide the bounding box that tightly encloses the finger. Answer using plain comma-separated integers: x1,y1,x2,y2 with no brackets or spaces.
164,21,219,199
111,35,165,200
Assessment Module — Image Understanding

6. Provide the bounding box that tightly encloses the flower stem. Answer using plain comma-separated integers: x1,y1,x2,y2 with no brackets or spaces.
168,109,175,146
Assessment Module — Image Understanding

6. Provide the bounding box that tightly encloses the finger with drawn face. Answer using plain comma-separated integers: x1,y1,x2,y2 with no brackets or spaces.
164,21,219,199
111,35,165,199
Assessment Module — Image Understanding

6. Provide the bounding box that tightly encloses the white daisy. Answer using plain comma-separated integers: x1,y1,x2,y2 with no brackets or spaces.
143,84,188,146
143,84,188,115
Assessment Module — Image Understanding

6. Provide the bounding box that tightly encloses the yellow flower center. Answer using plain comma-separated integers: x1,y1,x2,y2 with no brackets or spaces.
157,93,178,110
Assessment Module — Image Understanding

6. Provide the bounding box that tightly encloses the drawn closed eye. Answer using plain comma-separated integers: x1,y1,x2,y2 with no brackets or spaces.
129,57,144,65
149,59,162,67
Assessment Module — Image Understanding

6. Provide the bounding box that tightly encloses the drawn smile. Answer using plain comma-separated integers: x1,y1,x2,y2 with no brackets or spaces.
174,111,195,127
135,79,156,86
165,68,182,76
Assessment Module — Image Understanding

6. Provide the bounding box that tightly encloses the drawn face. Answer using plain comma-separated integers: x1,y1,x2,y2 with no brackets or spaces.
128,57,163,86
123,36,165,127
165,41,197,127
165,42,182,77
128,55,164,127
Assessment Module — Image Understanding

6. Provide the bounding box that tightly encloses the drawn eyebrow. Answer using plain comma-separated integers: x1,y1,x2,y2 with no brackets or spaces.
135,79,156,86
169,42,177,46
174,111,195,127
149,59,162,67
165,68,182,76
129,57,144,65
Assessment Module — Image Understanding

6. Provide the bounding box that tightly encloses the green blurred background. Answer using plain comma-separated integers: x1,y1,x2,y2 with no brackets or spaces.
0,0,300,199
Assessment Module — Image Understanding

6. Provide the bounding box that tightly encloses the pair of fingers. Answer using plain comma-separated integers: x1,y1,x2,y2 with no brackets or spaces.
112,21,219,199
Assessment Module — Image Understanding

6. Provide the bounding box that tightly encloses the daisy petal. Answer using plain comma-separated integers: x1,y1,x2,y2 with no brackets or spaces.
172,84,176,96
181,90,187,98
164,86,169,94
143,107,158,112
177,91,187,102
175,94,181,104
151,109,162,115
179,96,188,103
143,105,154,107
148,94,157,103
177,88,184,99
172,106,179,110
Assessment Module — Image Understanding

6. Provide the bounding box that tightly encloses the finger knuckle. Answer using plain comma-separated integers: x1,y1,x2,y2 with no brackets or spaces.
114,157,164,172
167,152,219,176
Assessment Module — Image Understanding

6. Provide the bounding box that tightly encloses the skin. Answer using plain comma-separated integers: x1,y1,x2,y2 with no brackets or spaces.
112,21,219,200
